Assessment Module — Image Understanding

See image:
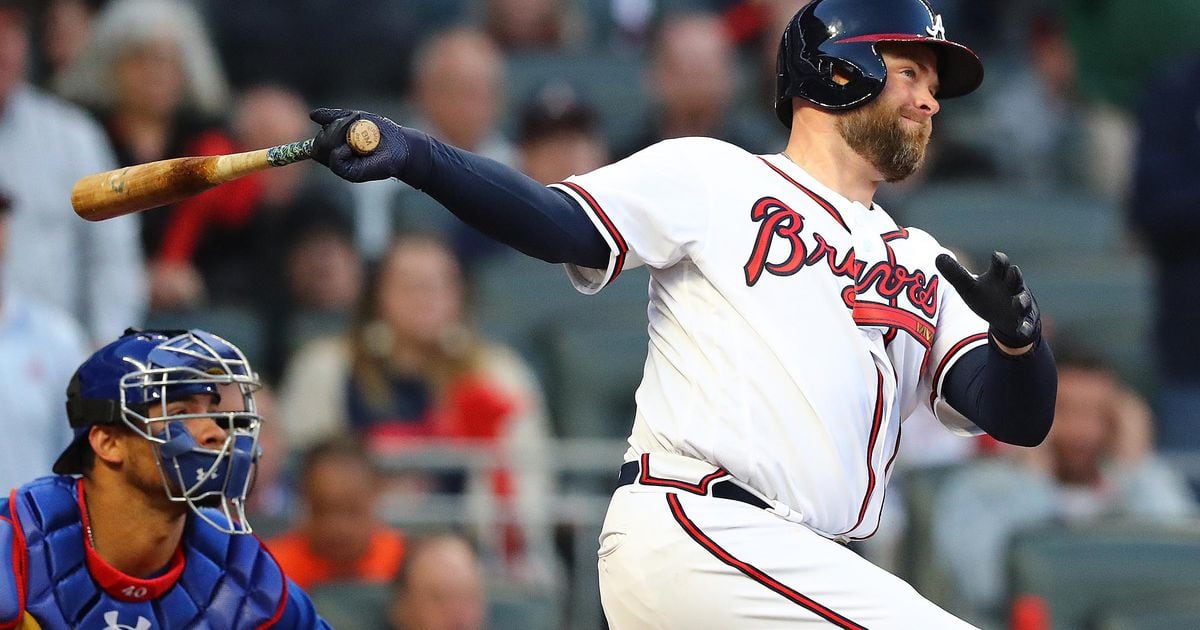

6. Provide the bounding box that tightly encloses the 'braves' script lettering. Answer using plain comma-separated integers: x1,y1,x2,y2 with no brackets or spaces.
743,197,939,317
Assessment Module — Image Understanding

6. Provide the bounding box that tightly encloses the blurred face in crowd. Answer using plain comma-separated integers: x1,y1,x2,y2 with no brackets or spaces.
114,37,184,117
521,130,608,184
301,452,377,568
287,229,364,312
0,6,29,106
42,0,94,80
416,32,503,151
1047,366,1117,485
835,43,939,182
651,15,735,130
376,239,465,349
233,86,312,205
390,536,486,630
487,0,561,47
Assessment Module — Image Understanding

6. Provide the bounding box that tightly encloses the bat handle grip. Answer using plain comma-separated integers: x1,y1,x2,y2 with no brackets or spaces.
266,119,381,167
266,138,315,166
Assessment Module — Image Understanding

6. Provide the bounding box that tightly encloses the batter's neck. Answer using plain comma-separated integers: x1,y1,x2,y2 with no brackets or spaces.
782,119,882,206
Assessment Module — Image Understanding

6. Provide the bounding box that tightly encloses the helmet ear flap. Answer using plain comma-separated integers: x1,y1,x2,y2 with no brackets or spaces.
65,371,122,428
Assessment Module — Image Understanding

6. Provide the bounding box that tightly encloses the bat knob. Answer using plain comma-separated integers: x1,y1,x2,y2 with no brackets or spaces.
347,119,381,155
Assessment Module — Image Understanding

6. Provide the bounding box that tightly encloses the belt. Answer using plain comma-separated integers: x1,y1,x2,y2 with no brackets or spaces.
617,459,770,510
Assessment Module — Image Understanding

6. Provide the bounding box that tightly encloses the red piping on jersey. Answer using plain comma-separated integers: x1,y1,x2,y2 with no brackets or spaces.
3,489,27,628
558,181,627,285
254,535,290,629
838,369,886,537
852,303,935,348
637,453,729,495
756,158,849,231
857,415,904,541
881,228,910,242
665,494,868,629
929,333,989,407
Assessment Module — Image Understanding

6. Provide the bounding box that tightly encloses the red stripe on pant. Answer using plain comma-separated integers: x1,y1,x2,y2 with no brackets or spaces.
665,493,868,630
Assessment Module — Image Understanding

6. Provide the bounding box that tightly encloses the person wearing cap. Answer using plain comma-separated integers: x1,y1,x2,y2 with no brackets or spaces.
0,191,90,493
516,82,609,185
0,329,330,628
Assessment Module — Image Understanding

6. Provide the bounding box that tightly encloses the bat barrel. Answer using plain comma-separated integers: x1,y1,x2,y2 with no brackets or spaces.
70,156,224,222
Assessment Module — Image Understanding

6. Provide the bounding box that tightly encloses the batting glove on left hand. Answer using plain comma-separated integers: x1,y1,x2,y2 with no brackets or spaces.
936,251,1042,351
310,108,411,183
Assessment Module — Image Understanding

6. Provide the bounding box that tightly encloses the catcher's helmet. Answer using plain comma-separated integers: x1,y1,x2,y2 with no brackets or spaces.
774,0,984,127
55,328,263,534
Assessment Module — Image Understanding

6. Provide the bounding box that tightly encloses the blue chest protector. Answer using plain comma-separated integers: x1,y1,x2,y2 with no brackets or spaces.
0,476,288,629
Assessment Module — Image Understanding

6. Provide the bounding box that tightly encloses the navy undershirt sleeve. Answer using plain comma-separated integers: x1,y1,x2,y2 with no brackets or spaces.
397,127,610,269
942,336,1057,446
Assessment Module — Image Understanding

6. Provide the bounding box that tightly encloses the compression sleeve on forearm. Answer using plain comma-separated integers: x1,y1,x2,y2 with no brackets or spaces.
942,336,1057,447
396,127,610,269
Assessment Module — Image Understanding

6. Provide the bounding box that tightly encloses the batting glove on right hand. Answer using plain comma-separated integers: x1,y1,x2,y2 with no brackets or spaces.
936,251,1042,351
310,108,411,183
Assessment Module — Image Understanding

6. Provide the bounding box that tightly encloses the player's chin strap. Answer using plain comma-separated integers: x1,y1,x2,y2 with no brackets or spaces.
156,423,259,535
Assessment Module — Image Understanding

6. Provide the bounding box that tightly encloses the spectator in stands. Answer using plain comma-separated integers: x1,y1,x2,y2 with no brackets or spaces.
619,13,776,158
176,84,359,378
243,386,293,538
279,233,555,582
199,0,449,105
267,436,408,590
931,345,1196,619
978,10,1133,199
0,0,145,343
355,28,512,264
35,0,106,88
55,0,252,313
483,0,581,52
388,533,486,630
516,82,609,185
0,190,90,491
1131,55,1200,453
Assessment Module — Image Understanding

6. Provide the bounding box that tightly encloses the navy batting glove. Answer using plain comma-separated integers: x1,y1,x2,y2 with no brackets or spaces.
936,251,1042,350
309,108,411,183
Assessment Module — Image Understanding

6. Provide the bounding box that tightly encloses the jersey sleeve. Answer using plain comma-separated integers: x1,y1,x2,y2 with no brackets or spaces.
549,138,722,294
925,248,990,435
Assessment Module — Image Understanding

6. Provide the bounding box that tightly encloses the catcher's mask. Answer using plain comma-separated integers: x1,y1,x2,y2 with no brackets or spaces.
56,328,262,535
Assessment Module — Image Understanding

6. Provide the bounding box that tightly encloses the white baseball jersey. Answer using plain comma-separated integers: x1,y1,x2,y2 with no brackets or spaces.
551,137,989,540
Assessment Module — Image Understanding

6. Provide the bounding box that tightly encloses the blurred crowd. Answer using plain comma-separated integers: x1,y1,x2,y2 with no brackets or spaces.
2,0,1200,628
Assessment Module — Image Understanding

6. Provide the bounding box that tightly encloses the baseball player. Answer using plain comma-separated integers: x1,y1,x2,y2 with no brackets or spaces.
309,0,1057,626
0,329,330,629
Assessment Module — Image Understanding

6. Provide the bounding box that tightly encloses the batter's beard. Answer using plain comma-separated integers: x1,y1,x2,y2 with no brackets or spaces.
836,99,930,183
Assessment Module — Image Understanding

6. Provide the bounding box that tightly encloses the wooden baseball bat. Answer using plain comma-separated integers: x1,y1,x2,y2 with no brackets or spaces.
71,119,381,222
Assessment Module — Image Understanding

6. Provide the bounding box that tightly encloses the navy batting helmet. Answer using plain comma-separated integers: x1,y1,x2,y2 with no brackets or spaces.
774,0,984,127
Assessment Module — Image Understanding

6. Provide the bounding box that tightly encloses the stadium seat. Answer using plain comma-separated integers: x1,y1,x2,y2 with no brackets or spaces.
470,251,650,376
1006,522,1200,630
308,581,391,630
1095,591,1200,630
502,52,648,151
537,302,650,439
891,182,1122,263
144,306,268,367
895,463,974,611
488,583,561,630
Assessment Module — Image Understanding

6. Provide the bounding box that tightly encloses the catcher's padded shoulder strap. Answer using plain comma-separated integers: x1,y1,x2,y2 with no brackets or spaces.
0,493,23,629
